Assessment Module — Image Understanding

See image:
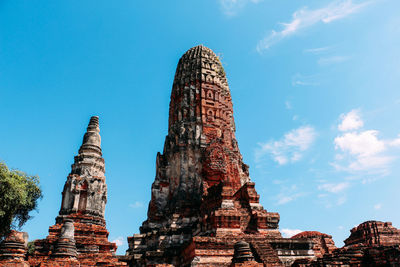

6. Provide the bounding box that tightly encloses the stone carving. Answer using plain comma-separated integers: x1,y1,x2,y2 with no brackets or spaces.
58,116,107,221
27,116,125,266
1,46,399,267
344,220,400,247
126,45,314,266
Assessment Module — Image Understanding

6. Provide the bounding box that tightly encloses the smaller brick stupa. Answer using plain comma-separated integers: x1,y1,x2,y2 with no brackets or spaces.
28,116,125,266
0,230,29,267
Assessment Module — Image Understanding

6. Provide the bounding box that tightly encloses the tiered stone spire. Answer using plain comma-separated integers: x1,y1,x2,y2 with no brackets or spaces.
29,116,125,266
57,115,107,225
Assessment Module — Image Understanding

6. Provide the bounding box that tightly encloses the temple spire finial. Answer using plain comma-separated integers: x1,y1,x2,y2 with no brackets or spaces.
80,116,102,154
88,116,99,130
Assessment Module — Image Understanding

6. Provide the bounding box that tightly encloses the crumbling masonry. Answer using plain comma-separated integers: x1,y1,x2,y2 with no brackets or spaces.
1,45,400,267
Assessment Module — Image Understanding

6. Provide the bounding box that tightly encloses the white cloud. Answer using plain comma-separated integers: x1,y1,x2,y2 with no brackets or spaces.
129,201,144,208
335,131,385,156
304,46,334,54
389,135,400,147
318,55,350,65
219,0,262,16
256,126,317,165
338,109,364,131
333,109,400,173
334,130,392,171
285,101,292,110
277,196,293,205
291,73,320,87
112,236,124,247
256,0,372,51
281,228,303,238
337,195,347,205
277,192,304,205
318,182,350,193
374,203,382,210
275,184,306,205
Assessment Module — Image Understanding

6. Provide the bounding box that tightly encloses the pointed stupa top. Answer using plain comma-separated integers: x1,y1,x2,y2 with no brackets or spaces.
58,116,107,221
70,116,105,179
173,45,229,94
79,116,101,155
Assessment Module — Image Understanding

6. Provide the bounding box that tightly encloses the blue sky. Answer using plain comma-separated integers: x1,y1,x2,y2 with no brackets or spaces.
1,0,400,254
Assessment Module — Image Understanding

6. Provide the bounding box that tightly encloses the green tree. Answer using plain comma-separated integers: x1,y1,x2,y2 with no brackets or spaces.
0,162,42,240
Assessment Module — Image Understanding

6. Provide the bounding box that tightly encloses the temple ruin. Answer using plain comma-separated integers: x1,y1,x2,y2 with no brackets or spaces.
1,45,399,266
0,116,126,266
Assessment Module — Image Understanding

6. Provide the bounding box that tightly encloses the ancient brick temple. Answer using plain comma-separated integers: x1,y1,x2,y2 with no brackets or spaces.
125,45,317,266
1,45,400,267
17,116,125,266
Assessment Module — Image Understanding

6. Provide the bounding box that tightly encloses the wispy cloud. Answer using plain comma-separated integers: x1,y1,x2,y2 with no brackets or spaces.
256,0,372,52
129,201,144,208
317,181,349,207
304,46,335,54
337,195,347,205
318,182,350,193
219,0,263,16
281,228,303,238
291,73,320,86
374,203,382,210
318,55,350,65
256,126,317,165
112,236,125,247
285,101,293,110
276,185,305,205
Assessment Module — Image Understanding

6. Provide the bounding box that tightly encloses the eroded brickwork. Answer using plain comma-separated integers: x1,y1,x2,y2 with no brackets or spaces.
2,46,400,267
305,221,400,266
291,231,336,259
125,45,314,267
0,231,29,267
27,116,125,267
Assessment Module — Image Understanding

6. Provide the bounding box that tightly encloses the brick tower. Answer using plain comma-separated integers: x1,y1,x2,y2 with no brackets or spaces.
126,46,314,266
30,116,125,266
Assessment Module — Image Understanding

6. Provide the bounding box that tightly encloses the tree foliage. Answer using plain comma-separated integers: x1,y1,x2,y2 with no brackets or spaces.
0,162,42,240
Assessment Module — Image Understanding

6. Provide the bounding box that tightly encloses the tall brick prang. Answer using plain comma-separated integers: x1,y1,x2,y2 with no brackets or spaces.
126,45,315,266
